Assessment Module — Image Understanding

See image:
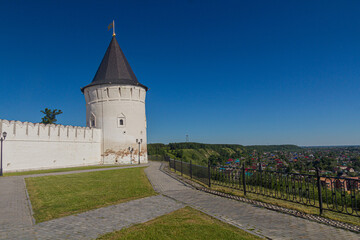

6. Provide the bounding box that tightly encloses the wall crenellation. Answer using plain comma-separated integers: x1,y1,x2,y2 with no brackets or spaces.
85,85,146,104
0,119,101,142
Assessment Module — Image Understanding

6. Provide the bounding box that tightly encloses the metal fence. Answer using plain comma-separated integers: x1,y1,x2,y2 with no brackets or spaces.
168,158,210,186
168,158,360,217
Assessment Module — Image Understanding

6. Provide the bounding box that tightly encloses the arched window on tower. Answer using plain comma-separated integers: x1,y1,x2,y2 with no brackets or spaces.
90,113,96,128
117,113,126,128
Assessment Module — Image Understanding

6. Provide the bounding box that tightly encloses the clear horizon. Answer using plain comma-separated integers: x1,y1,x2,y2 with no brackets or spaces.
1,1,360,146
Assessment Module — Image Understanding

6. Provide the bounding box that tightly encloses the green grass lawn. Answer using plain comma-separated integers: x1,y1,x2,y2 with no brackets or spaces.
4,165,125,176
25,167,156,222
97,206,262,240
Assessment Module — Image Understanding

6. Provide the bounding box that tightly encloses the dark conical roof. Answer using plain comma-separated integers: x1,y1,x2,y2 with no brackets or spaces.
81,36,147,92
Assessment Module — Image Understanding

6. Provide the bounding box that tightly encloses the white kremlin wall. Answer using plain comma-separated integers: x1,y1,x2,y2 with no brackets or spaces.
0,119,102,172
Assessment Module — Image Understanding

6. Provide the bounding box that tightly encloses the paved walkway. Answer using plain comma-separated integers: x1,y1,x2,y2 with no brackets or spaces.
0,162,358,239
0,176,33,229
145,161,360,240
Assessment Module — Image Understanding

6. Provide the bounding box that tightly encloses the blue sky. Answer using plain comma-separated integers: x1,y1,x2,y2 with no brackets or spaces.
0,0,360,146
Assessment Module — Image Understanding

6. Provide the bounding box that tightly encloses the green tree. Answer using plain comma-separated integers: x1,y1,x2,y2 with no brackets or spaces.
40,108,63,124
191,153,199,161
208,154,219,166
174,149,184,159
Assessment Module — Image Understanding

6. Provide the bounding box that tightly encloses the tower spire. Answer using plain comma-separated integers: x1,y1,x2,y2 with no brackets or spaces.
81,34,148,92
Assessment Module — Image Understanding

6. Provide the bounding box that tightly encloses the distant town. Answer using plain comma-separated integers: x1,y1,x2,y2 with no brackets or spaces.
148,143,360,178
221,146,360,178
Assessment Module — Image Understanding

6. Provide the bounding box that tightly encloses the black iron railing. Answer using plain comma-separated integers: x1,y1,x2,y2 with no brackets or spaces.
167,158,360,217
168,158,210,186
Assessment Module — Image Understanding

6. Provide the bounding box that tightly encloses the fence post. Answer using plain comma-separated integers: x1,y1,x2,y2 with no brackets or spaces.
190,159,192,179
208,159,211,188
181,158,183,176
174,159,176,173
242,162,247,196
316,167,323,215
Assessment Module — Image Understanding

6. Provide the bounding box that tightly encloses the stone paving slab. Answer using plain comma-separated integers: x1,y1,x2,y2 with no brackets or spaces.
144,161,360,240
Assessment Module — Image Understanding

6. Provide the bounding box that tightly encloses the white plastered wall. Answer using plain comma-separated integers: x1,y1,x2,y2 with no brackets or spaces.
0,119,102,172
84,84,147,164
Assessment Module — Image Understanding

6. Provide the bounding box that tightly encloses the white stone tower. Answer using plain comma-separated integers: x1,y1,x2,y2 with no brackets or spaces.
81,35,148,164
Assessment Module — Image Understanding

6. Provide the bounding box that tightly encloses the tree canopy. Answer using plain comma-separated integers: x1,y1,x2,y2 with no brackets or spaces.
40,108,63,124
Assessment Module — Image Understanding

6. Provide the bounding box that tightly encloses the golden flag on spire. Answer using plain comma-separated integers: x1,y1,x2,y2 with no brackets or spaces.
108,22,113,31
